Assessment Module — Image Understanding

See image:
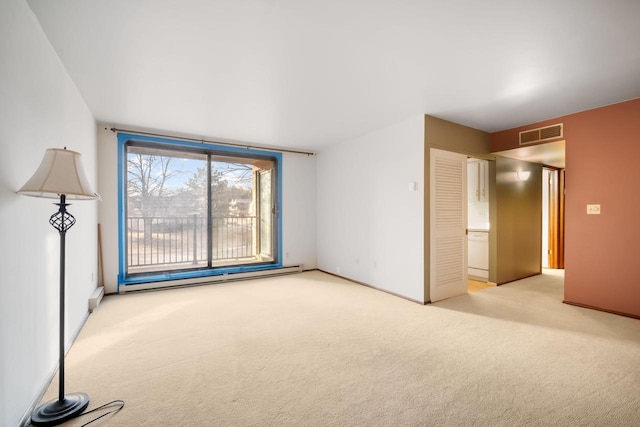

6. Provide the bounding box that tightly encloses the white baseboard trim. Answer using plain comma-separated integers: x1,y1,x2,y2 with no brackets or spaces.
318,269,426,305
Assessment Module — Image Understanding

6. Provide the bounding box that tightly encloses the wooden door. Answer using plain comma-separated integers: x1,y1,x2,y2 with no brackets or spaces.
430,149,468,302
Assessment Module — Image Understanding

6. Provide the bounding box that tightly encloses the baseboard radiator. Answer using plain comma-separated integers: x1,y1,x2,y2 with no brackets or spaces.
88,286,104,312
119,265,304,293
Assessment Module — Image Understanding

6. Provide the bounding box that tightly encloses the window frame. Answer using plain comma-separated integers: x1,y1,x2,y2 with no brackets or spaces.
117,132,282,290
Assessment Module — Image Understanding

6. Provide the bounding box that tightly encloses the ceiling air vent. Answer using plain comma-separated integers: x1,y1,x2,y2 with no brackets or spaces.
519,123,563,145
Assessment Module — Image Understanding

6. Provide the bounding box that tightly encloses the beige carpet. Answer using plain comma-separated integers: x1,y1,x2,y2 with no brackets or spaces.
33,270,640,426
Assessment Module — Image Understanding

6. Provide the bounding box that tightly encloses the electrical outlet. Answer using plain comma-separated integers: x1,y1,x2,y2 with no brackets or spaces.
587,204,601,215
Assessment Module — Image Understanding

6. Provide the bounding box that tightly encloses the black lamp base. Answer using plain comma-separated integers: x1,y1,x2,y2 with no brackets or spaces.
31,393,90,426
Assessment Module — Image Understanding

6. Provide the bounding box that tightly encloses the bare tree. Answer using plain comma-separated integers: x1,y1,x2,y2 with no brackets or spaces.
127,153,180,244
185,162,254,217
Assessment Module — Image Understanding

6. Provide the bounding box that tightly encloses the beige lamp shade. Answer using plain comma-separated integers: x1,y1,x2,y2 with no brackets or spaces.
18,148,100,200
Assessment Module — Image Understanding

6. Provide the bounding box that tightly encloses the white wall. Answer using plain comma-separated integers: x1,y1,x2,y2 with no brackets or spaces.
317,115,425,302
96,127,119,292
97,127,317,294
0,1,99,425
282,152,317,270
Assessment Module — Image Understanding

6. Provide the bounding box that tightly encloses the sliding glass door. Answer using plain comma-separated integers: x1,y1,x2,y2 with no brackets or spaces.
121,136,280,282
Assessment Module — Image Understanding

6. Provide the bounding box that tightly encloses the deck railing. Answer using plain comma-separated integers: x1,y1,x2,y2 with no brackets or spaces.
127,215,256,269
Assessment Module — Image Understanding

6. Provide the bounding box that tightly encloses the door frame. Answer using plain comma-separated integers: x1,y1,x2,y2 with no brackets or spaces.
542,167,565,269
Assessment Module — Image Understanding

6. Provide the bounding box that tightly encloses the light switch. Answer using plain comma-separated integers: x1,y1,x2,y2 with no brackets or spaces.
408,182,416,192
587,204,601,215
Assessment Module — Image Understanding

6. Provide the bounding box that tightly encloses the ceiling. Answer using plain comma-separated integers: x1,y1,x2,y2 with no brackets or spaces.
494,140,566,168
27,0,640,152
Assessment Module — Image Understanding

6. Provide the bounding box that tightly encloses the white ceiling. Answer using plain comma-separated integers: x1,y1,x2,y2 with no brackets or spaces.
27,0,640,152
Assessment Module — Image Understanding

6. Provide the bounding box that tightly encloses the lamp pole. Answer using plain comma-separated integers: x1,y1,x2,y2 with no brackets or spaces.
55,195,70,403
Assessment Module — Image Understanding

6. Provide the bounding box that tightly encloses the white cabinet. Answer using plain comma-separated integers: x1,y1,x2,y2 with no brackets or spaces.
468,231,489,281
467,159,488,203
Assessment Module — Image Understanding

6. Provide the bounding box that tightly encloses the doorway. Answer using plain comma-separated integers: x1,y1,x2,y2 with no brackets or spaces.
542,167,565,269
467,157,491,292
493,140,566,274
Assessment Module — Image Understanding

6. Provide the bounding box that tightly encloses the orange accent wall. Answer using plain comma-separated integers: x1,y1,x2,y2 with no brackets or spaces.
491,98,640,318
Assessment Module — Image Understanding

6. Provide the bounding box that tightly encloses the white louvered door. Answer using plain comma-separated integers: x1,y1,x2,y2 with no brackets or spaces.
430,149,468,302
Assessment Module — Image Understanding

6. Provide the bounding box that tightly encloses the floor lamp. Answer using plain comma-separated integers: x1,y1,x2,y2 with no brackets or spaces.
18,148,100,426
